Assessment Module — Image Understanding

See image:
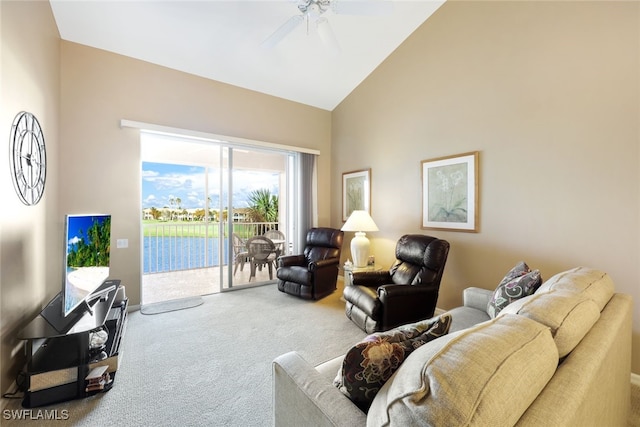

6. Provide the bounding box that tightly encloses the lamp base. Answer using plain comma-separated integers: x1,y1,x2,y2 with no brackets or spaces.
351,232,370,268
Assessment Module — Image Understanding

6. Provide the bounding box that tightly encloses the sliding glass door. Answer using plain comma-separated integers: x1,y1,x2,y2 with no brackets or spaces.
140,132,293,304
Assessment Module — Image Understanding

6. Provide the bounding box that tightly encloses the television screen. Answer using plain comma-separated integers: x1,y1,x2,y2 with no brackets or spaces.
63,214,111,317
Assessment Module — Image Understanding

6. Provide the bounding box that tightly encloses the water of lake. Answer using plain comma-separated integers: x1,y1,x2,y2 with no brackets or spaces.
143,236,230,273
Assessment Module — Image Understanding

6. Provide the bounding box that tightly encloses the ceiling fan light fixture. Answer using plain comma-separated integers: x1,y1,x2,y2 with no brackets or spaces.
298,0,331,16
263,0,391,50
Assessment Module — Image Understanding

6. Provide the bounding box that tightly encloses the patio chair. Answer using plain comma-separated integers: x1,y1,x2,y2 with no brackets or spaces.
232,233,249,276
247,236,277,281
263,229,286,257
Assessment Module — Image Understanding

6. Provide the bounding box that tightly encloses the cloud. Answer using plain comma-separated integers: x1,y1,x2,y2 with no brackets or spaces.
142,170,159,179
142,162,280,209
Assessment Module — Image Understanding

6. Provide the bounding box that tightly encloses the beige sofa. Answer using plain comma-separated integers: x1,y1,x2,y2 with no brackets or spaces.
273,267,632,426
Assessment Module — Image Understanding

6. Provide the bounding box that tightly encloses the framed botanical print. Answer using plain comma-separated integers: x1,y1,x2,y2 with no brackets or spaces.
421,152,479,232
342,169,371,221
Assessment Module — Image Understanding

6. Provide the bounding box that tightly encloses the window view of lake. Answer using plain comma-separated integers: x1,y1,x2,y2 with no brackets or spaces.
141,161,281,275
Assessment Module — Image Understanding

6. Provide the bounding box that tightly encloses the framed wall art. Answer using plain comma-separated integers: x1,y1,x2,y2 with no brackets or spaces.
421,151,478,232
342,168,371,221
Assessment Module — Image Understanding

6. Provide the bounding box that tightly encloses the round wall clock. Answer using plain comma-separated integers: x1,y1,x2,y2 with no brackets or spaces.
9,111,47,206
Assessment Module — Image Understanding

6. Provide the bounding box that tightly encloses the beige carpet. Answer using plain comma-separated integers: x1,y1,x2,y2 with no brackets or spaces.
1,282,367,426
2,283,639,426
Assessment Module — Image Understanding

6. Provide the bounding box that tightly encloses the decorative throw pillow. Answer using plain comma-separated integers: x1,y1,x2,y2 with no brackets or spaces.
487,262,543,318
334,313,452,412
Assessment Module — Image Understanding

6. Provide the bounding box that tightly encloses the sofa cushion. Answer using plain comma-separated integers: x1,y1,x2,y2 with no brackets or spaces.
499,289,600,357
447,306,491,333
487,262,542,318
536,267,614,311
367,314,558,427
334,313,451,412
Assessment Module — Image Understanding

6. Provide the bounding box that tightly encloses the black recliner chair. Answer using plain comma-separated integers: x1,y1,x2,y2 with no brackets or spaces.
276,227,344,300
343,234,449,333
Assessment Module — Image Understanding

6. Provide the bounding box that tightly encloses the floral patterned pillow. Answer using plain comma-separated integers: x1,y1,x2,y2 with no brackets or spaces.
487,262,543,318
334,313,452,412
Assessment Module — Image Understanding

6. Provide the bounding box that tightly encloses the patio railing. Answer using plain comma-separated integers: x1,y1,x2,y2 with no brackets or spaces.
143,221,279,274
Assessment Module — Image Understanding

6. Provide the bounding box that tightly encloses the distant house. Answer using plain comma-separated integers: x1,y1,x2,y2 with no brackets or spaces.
233,208,250,222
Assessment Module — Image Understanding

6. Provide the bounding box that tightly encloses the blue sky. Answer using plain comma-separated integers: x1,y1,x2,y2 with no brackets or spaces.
142,162,280,209
66,214,110,248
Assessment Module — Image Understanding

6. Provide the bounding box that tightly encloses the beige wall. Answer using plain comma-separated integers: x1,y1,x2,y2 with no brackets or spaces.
0,1,61,394
332,1,640,373
0,2,331,394
59,41,332,308
2,0,638,398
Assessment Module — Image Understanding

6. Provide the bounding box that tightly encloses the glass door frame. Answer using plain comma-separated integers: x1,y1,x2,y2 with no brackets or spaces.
132,120,315,301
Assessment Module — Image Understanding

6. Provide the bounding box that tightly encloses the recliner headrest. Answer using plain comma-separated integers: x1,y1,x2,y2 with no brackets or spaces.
306,227,344,249
395,234,448,268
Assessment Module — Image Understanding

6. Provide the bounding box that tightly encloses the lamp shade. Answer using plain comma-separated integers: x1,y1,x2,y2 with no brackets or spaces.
341,211,378,268
341,210,379,232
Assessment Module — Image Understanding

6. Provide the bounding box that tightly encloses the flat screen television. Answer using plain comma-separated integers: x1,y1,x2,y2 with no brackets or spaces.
63,214,111,317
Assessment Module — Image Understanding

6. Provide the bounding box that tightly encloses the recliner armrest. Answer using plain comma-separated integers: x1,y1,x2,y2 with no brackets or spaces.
463,287,494,311
309,258,339,271
278,254,306,268
378,283,438,301
351,271,391,288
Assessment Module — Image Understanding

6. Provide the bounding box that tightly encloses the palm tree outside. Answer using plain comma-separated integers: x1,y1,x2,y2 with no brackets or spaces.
246,188,279,224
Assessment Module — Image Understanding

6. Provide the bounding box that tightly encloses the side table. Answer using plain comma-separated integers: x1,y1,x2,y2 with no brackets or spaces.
343,264,383,287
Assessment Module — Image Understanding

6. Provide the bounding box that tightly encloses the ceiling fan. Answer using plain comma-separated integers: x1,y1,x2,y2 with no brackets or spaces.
262,0,393,53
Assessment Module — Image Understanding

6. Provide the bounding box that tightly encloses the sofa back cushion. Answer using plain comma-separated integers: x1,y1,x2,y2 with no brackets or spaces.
367,314,558,427
536,267,613,311
499,290,600,357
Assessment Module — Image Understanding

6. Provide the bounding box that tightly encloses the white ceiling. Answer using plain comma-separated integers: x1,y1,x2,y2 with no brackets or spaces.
49,0,444,111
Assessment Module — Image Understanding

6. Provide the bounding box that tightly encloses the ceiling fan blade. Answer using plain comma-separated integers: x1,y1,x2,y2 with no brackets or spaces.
316,17,340,55
262,15,304,49
331,0,394,16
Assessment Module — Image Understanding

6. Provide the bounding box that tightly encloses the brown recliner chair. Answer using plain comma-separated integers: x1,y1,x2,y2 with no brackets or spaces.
343,234,450,333
276,227,344,300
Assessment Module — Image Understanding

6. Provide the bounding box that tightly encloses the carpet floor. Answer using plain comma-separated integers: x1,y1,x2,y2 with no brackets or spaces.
2,283,639,426
2,283,367,426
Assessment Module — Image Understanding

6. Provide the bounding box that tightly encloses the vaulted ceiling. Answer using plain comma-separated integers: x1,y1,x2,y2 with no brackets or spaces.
50,0,445,111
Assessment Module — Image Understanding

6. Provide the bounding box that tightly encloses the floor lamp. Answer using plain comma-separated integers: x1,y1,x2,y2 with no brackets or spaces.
341,210,379,268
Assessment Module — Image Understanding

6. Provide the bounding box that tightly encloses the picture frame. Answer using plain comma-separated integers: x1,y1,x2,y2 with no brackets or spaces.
342,168,371,221
421,151,479,232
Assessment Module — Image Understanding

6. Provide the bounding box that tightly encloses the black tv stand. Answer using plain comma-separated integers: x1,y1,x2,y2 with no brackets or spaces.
39,280,121,334
17,280,128,408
